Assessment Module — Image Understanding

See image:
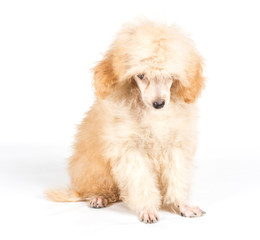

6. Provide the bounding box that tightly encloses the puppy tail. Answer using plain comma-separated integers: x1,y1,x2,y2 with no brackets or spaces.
45,187,83,202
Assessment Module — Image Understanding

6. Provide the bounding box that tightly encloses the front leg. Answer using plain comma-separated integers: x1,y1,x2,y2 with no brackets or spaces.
162,148,205,217
110,149,161,223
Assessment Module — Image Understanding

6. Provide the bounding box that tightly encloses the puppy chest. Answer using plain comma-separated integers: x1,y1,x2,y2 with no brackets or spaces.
138,119,178,150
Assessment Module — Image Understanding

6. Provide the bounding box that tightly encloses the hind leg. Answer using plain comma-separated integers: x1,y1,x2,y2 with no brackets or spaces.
69,153,120,205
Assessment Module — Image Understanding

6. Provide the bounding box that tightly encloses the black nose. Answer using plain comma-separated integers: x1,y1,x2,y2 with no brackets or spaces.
153,100,165,109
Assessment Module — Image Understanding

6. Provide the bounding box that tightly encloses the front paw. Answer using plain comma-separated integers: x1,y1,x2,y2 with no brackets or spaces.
139,210,159,224
178,204,206,218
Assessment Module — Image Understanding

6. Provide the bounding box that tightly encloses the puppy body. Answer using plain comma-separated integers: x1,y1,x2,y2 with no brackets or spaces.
47,21,205,223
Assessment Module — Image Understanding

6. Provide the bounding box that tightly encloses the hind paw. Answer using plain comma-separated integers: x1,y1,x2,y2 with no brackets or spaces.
89,196,108,208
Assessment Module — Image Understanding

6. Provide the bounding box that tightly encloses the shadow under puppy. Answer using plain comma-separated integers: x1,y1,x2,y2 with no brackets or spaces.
46,20,206,223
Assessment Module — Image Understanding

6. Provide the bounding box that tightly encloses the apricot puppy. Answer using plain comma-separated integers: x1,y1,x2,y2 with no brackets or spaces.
46,20,205,223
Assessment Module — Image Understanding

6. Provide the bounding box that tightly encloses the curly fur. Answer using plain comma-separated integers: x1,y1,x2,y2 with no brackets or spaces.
46,20,205,222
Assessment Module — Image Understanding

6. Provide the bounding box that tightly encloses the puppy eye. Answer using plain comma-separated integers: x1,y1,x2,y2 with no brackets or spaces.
137,74,144,80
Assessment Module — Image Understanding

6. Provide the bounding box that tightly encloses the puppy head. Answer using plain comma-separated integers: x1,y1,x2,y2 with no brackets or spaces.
93,21,204,108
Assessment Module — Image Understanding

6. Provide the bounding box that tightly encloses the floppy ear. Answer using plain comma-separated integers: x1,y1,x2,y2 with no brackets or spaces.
172,59,205,103
93,52,118,98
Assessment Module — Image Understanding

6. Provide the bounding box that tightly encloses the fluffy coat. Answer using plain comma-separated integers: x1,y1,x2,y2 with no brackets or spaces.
46,20,205,223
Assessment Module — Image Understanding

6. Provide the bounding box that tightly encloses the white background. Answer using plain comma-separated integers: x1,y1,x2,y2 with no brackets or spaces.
0,0,259,239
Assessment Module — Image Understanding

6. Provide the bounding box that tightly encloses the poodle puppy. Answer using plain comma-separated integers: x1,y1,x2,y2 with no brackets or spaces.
46,20,206,223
